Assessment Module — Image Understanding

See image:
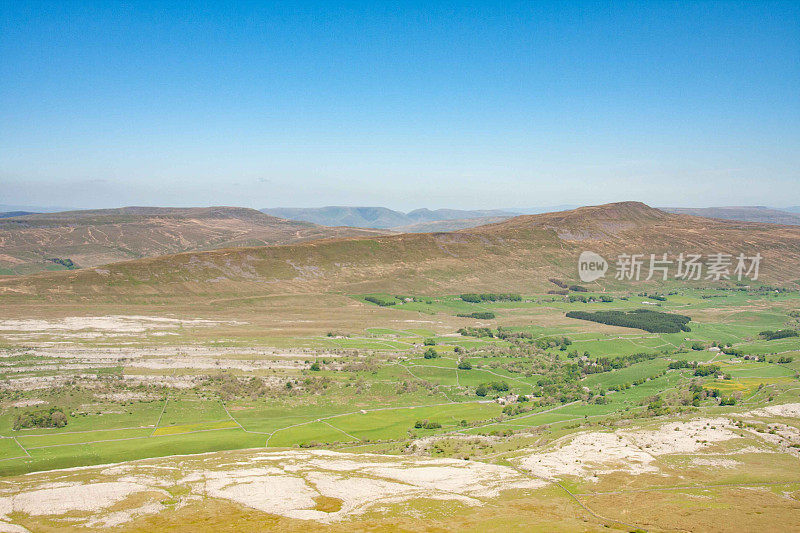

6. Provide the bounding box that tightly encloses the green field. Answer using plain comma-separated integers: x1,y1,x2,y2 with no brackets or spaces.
0,286,797,478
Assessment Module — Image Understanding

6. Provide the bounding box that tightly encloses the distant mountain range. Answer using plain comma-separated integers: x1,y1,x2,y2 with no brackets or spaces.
0,204,73,214
263,204,800,231
260,205,583,230
661,206,800,226
0,211,38,219
260,206,521,229
392,216,514,233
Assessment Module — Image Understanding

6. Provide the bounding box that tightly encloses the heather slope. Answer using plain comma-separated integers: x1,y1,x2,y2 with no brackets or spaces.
1,202,798,303
0,206,386,275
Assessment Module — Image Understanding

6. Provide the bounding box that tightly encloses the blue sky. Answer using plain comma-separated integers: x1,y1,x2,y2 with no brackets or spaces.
1,1,798,210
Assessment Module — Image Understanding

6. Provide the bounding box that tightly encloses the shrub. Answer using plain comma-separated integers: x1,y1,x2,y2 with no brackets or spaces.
423,338,436,346
457,361,472,370
456,312,496,319
309,362,321,371
423,348,438,359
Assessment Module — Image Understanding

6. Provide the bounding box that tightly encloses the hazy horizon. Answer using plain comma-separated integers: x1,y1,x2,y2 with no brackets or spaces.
2,202,800,216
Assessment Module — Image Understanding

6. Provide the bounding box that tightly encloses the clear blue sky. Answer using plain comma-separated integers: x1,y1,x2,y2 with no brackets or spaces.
1,1,798,210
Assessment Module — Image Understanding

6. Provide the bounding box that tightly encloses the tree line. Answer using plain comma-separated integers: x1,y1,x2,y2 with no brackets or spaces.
565,309,691,333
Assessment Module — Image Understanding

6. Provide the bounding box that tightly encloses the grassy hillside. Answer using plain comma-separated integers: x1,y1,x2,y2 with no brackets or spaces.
0,206,386,275
1,202,798,304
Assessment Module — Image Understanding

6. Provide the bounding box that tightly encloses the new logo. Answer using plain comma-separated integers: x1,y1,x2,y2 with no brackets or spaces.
578,251,607,282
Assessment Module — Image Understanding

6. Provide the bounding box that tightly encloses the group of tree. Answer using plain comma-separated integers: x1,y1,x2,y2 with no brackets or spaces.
363,295,398,307
668,359,692,370
457,326,494,338
759,329,798,341
394,295,431,304
494,327,532,341
720,346,744,357
48,257,77,269
567,351,658,376
475,381,509,397
456,312,496,319
205,374,270,400
414,419,441,429
567,294,613,303
566,349,590,359
534,336,572,350
502,399,532,416
13,407,68,430
692,364,721,377
423,348,438,359
638,292,667,301
565,309,691,333
460,293,522,303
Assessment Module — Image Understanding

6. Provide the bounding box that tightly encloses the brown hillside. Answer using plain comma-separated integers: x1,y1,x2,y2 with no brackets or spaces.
0,202,797,303
0,206,387,275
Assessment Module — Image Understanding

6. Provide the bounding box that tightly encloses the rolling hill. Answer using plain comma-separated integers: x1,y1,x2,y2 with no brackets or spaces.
2,202,798,303
662,206,800,226
0,206,387,275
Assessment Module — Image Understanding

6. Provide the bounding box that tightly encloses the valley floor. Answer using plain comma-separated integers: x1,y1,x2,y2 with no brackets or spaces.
0,286,798,530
